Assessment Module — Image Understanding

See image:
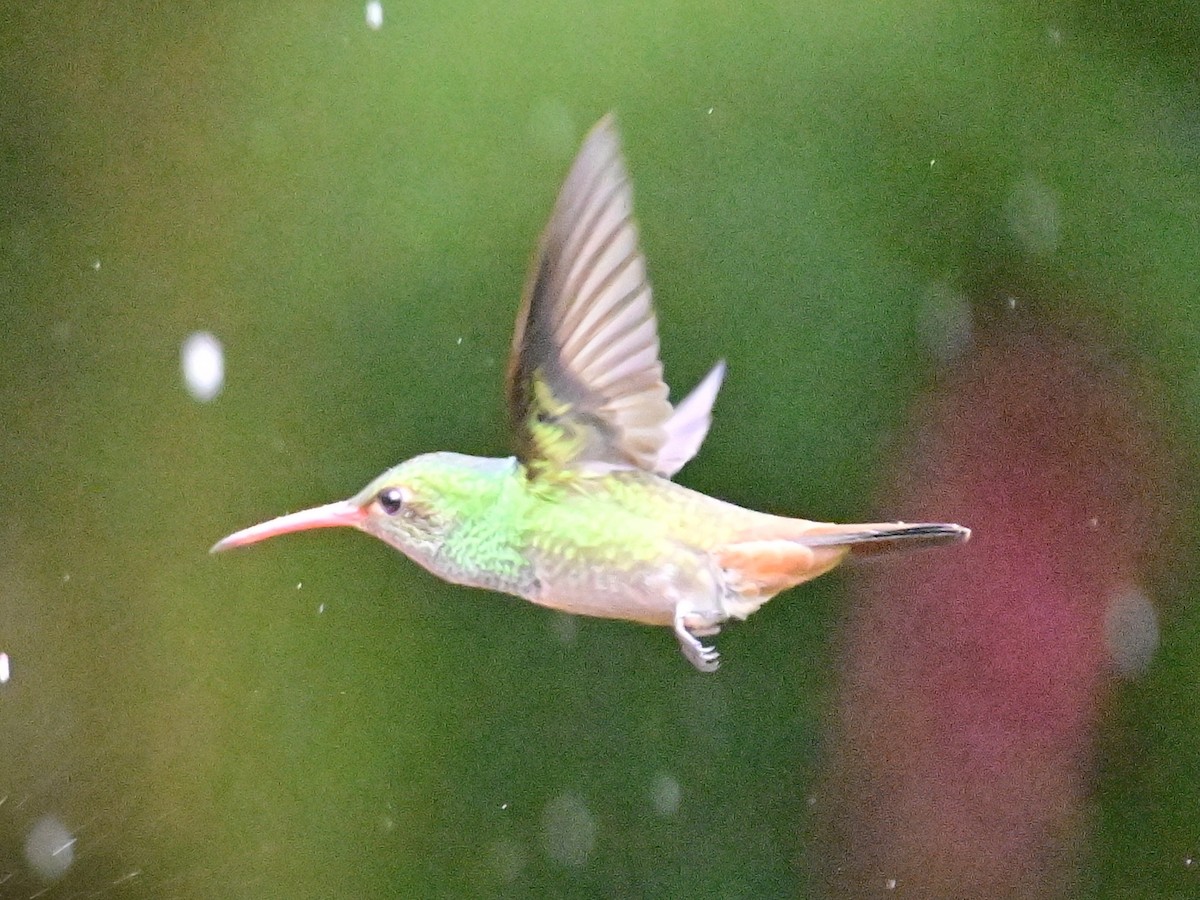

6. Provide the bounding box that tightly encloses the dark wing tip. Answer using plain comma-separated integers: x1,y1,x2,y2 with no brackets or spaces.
805,522,971,556
846,522,971,556
888,523,971,544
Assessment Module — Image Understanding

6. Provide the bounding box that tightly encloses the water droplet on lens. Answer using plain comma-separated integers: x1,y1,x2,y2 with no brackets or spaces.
25,815,74,880
918,281,973,363
649,773,682,817
550,612,579,646
490,837,526,882
1006,176,1060,256
365,0,383,30
1105,585,1159,678
181,331,225,402
541,792,595,868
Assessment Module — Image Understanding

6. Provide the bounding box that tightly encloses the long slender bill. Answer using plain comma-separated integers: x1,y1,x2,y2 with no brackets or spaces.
210,500,364,553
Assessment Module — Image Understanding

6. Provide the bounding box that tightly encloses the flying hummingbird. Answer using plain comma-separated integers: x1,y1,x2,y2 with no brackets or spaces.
213,114,969,671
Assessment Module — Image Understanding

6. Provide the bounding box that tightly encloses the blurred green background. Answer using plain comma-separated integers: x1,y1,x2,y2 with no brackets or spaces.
1,1,1198,896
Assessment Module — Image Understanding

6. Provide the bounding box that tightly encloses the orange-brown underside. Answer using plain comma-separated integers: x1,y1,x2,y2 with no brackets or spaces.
716,539,850,597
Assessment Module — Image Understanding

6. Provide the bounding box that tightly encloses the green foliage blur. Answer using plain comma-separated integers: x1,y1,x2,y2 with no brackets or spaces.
1,1,1197,896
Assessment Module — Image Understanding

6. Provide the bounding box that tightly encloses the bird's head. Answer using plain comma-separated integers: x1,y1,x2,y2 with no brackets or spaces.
211,452,512,566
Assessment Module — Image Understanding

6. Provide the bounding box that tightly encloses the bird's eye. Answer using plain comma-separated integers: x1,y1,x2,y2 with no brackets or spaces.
376,487,405,515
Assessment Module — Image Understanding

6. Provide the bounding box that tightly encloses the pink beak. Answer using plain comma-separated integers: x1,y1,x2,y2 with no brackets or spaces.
210,500,366,553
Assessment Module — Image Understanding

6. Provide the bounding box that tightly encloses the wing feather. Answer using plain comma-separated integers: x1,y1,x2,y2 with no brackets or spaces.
505,115,723,478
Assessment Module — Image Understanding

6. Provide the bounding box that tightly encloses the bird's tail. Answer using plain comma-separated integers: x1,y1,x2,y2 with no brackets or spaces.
799,522,970,556
715,520,970,606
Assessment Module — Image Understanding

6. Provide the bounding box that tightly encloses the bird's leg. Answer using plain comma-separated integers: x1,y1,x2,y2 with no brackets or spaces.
673,600,722,672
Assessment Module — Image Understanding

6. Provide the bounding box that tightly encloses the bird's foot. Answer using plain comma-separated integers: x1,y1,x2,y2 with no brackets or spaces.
673,602,721,673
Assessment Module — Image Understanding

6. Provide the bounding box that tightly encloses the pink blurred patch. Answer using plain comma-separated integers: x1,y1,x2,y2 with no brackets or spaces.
816,329,1168,897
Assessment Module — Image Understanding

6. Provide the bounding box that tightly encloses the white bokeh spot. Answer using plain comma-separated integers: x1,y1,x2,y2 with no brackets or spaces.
181,331,225,402
541,792,596,869
25,815,75,880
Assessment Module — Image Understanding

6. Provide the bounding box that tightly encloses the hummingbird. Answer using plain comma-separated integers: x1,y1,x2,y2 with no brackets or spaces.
213,114,969,671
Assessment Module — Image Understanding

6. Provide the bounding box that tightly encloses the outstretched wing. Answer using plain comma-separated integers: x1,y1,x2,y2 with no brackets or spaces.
657,359,725,477
506,114,722,477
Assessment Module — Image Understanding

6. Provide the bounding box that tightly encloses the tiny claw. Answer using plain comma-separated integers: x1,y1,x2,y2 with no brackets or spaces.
693,642,721,673
673,601,722,673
